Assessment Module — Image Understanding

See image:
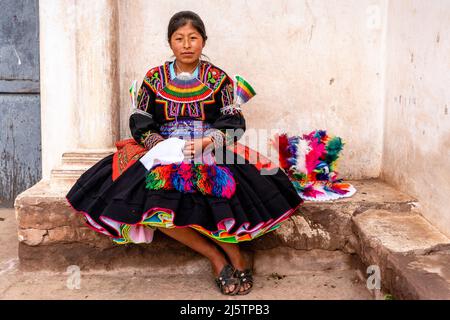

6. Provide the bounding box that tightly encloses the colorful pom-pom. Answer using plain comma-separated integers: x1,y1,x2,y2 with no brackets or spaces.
145,162,236,199
145,164,175,190
172,162,196,193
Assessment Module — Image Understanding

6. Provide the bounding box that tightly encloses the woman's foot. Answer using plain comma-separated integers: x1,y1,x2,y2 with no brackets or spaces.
211,256,240,295
227,251,253,294
234,268,253,295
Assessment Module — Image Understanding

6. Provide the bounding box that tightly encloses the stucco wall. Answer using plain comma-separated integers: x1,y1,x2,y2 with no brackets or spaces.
39,0,119,179
39,0,77,179
381,0,450,236
118,0,387,179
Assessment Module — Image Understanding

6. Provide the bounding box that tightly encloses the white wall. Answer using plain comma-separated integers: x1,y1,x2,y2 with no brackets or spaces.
118,0,387,179
381,0,450,236
39,0,120,179
39,0,77,178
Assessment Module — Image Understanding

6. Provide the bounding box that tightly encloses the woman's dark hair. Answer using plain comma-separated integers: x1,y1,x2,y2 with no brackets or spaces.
167,11,210,60
168,11,208,42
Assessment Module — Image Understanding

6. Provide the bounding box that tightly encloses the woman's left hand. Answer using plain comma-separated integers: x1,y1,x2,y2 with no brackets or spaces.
195,137,213,156
184,137,213,160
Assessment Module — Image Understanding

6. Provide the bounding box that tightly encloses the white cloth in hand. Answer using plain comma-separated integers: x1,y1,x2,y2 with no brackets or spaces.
139,137,186,170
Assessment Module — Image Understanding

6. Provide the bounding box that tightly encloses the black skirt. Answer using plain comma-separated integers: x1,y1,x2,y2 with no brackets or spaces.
66,145,303,245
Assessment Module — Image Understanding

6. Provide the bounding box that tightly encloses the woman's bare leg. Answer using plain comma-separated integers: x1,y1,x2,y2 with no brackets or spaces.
157,227,237,294
210,239,252,293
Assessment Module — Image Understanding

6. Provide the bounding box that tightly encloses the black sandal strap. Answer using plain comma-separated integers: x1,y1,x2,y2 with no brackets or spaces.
215,264,240,295
236,268,253,282
235,268,254,294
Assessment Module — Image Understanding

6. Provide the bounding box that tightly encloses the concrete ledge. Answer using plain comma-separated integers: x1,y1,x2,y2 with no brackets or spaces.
253,247,359,276
14,178,418,272
353,209,450,299
16,177,450,299
248,179,417,252
17,238,212,275
15,178,417,247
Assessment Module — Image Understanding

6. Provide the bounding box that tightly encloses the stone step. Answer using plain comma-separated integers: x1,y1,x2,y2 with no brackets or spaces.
2,208,373,299
14,178,417,250
9,178,409,300
16,241,361,275
352,209,450,299
61,150,114,165
51,150,114,180
247,179,418,253
51,166,93,180
10,175,450,299
13,178,418,273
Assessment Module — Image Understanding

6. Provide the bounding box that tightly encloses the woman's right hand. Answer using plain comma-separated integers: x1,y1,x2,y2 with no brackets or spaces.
183,140,195,161
183,138,212,161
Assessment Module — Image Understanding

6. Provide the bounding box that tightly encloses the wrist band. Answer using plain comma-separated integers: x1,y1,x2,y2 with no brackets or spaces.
204,128,226,152
141,131,165,150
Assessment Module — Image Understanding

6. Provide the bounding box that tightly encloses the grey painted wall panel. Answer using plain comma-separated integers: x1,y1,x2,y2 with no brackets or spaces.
0,0,39,84
0,0,40,206
0,94,41,206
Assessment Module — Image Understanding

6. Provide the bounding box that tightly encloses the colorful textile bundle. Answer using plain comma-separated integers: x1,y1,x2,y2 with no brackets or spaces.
145,162,236,199
270,130,356,201
233,75,256,105
219,75,256,115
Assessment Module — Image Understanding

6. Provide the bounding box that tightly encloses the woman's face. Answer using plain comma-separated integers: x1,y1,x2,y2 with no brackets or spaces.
169,22,205,65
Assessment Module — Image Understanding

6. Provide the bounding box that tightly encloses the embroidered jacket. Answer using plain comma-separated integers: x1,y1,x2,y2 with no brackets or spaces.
129,60,246,151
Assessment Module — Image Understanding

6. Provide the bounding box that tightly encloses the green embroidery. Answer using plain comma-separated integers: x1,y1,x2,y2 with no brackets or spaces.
207,71,216,84
151,71,159,81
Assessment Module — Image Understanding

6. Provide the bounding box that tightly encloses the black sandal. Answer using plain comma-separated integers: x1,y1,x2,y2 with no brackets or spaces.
215,264,240,296
235,268,254,295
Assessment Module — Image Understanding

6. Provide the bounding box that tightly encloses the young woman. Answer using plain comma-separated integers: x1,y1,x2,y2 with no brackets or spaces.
66,11,303,296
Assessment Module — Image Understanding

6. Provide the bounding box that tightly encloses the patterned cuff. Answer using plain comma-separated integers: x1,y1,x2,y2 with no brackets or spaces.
220,104,243,115
204,128,226,152
140,131,165,150
204,128,237,152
